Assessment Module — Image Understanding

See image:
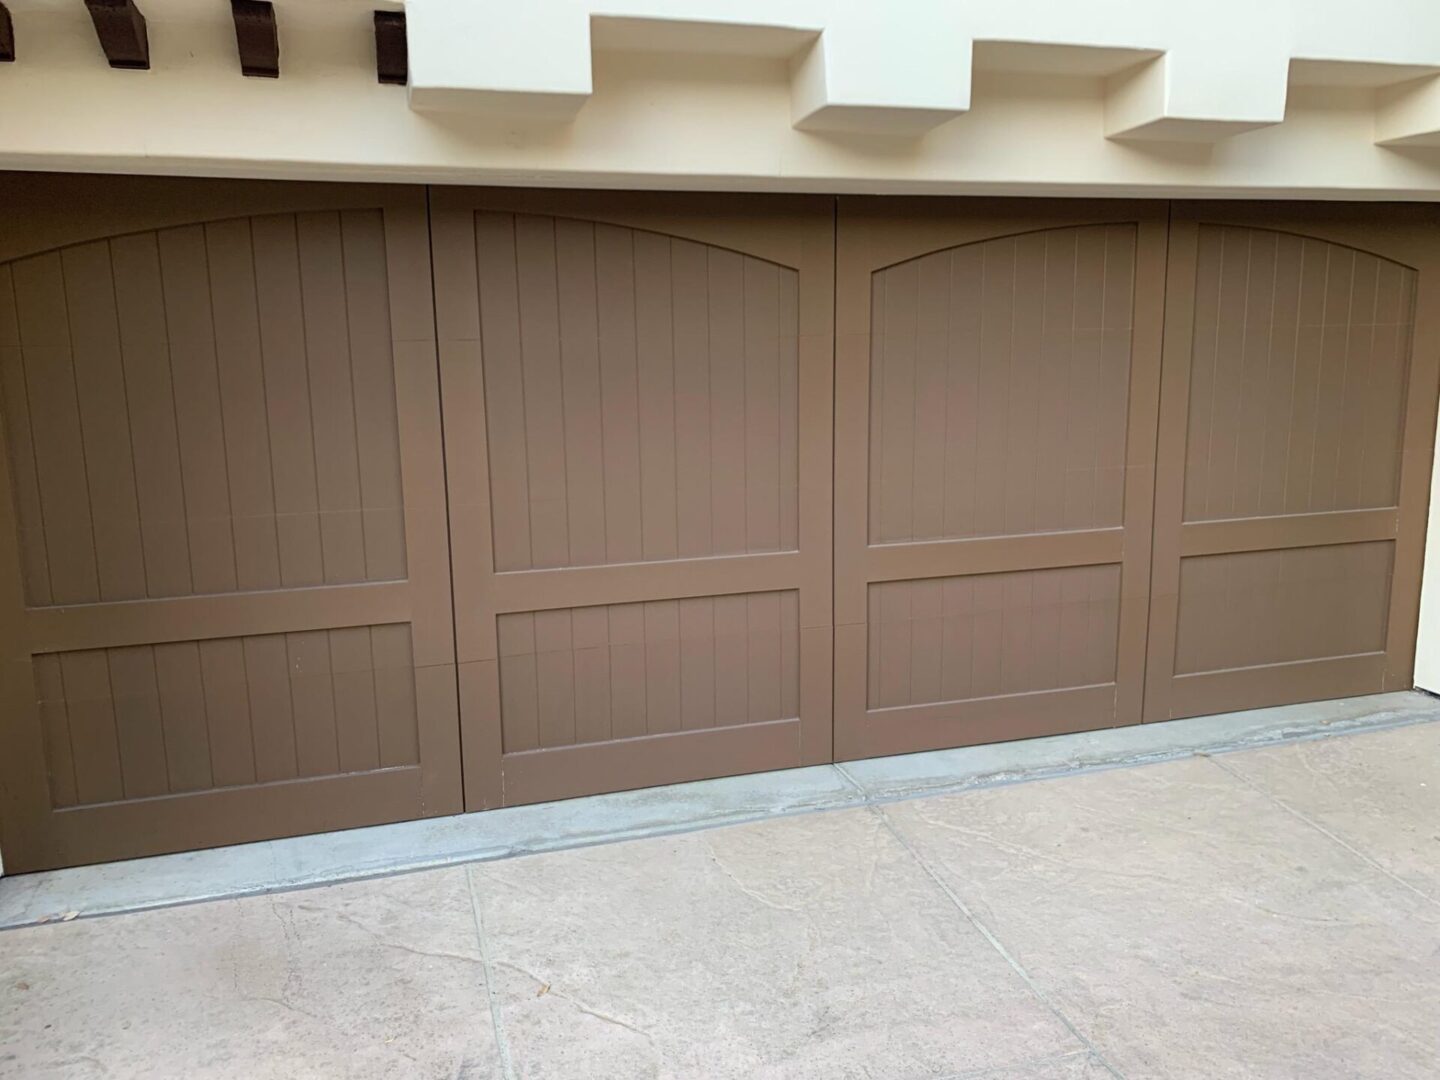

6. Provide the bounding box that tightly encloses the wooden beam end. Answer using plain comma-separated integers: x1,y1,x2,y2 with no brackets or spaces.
374,10,407,86
232,0,280,78
85,0,150,71
0,3,14,63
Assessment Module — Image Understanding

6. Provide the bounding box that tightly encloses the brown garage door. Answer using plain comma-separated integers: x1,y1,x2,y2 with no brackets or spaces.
429,190,835,808
833,199,1169,760
1143,203,1440,720
2,179,1438,871
0,176,461,871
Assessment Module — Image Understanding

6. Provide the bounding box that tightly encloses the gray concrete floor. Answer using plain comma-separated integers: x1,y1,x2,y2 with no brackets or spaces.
4,700,1440,1078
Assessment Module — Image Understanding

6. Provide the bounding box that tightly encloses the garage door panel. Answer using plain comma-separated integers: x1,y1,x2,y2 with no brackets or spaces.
0,179,460,871
867,566,1121,709
435,189,834,808
867,225,1137,545
1145,205,1440,720
1181,226,1415,523
837,199,1167,759
496,591,799,752
31,623,422,809
1174,543,1393,676
1170,653,1389,719
836,617,1116,760
500,715,806,808
40,767,432,870
18,617,454,867
0,212,410,605
474,211,802,573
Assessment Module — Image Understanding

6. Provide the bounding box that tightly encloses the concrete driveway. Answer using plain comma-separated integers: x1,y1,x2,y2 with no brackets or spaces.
3,706,1439,1079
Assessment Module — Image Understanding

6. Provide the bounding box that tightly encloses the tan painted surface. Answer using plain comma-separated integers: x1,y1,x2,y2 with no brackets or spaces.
0,175,461,872
430,189,835,809
1145,205,1440,720
834,199,1168,760
1,176,1437,870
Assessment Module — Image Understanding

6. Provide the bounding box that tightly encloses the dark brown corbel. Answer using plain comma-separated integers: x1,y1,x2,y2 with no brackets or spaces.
85,0,149,70
0,3,15,63
374,10,407,86
232,0,279,78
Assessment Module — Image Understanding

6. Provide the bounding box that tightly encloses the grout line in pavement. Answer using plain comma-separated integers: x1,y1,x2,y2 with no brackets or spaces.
870,803,1127,1080
1205,754,1440,914
465,865,518,1080
830,761,865,796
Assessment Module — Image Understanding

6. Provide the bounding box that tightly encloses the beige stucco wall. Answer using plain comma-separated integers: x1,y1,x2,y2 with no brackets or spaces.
0,0,1439,194
1415,455,1440,693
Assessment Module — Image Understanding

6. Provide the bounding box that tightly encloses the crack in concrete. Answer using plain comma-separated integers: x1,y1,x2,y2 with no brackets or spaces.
493,958,660,1046
701,837,809,913
294,903,484,966
870,804,1128,1080
1207,754,1440,913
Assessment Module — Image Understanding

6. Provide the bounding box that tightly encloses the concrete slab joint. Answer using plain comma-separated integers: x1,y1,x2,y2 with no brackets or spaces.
397,0,1440,143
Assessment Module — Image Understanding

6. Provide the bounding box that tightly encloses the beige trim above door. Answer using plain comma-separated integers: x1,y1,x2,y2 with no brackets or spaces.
834,197,1169,760
429,188,835,809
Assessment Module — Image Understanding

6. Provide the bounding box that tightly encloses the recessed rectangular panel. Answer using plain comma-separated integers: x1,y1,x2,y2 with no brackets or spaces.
497,590,799,752
1174,542,1393,675
867,224,1137,544
866,565,1121,710
0,210,408,606
35,623,419,808
1182,226,1417,523
475,212,801,571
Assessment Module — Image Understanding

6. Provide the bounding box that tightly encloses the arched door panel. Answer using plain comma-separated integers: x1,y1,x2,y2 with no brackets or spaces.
1145,206,1440,719
429,189,834,807
0,175,460,871
834,199,1169,759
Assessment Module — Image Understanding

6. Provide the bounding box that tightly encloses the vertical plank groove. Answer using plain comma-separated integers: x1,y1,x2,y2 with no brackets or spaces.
206,218,283,592
160,225,239,596
63,242,147,601
1,263,55,605
297,212,368,586
14,253,102,604
112,233,195,598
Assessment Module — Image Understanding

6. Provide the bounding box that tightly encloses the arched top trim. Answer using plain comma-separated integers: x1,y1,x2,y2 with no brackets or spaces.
870,222,1133,278
1194,222,1419,274
480,208,801,276
0,210,351,270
